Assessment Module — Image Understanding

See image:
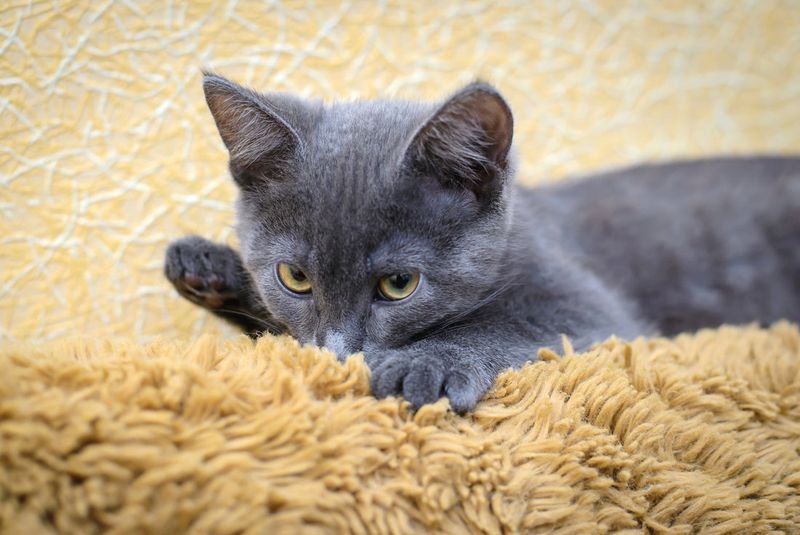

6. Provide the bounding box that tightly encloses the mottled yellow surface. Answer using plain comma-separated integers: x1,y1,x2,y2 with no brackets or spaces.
2,1,800,341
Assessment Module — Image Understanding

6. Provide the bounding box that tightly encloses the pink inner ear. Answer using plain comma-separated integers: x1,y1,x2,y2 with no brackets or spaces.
409,83,514,178
203,75,298,173
204,89,246,152
401,84,514,204
470,93,513,170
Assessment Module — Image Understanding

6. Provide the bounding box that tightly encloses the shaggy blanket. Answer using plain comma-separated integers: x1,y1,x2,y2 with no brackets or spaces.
1,324,799,534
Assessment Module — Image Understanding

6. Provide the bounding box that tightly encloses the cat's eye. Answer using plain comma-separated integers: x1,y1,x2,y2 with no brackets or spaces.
276,263,312,294
377,272,420,301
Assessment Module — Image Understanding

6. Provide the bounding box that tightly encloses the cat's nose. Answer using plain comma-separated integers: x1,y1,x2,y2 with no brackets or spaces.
317,329,358,361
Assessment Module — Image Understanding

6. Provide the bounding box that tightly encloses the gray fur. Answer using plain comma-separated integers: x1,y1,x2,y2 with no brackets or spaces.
165,73,800,413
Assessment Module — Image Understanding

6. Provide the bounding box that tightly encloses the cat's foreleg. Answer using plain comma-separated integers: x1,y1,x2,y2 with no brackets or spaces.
164,236,284,338
367,303,647,413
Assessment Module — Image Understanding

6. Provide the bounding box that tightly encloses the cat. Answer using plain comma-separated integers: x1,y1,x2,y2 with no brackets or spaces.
165,73,800,413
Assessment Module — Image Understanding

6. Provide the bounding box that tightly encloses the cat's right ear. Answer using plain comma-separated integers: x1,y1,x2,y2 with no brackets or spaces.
203,72,302,185
403,82,514,205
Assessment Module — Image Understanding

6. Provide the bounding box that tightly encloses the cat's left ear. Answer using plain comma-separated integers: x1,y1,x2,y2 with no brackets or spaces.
202,72,308,185
404,82,513,203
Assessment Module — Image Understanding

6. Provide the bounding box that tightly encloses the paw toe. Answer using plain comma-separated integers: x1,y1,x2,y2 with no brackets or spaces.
164,244,185,282
444,371,488,414
371,357,410,399
403,360,445,409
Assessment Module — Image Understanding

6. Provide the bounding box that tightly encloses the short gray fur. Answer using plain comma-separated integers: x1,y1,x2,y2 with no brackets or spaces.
165,73,800,412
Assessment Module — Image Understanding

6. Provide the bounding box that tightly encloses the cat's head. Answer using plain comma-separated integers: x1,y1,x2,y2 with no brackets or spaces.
203,73,516,357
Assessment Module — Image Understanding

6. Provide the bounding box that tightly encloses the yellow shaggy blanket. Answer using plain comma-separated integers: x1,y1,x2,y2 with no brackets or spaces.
2,325,800,534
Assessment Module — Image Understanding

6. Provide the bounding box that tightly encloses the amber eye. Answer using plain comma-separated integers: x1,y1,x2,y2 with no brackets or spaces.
276,263,312,294
377,272,420,301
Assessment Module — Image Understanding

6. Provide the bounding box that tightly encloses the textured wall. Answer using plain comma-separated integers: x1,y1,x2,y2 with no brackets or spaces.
2,1,799,342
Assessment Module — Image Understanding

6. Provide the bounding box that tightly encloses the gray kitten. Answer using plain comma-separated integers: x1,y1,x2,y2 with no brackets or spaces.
165,73,800,412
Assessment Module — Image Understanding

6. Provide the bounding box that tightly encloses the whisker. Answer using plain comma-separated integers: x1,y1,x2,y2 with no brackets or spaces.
413,279,523,342
214,307,274,328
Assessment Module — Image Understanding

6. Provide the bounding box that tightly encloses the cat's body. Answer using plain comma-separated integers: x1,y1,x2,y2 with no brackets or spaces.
166,74,800,412
527,157,800,336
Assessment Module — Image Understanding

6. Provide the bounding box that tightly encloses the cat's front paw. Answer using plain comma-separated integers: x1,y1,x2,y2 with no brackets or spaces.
367,348,494,414
164,236,243,310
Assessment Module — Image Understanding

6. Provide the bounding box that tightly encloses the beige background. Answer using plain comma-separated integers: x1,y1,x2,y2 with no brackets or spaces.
2,1,799,342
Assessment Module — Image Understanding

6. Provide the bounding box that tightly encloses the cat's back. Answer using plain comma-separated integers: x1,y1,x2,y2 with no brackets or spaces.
530,155,800,333
545,155,800,210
